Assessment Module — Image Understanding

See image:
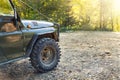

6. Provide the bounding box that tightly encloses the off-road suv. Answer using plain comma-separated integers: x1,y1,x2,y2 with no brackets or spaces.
0,0,60,72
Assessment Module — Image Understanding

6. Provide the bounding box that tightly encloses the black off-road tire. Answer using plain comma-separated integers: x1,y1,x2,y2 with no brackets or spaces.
30,38,60,72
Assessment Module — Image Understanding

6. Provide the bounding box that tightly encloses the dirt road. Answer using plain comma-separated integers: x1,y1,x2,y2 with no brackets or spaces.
0,31,120,80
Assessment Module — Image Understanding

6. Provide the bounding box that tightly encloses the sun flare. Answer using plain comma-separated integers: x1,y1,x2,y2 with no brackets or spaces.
113,0,120,14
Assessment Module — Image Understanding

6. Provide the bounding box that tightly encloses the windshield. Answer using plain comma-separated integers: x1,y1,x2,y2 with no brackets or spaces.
0,0,14,16
12,0,49,20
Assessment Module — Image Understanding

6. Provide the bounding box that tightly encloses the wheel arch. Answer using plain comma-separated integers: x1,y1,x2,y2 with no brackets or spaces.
25,32,58,57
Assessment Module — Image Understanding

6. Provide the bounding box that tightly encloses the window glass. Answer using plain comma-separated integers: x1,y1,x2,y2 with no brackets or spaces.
0,0,14,16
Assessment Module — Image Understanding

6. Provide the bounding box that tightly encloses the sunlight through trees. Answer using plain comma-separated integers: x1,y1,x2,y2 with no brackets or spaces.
1,0,120,31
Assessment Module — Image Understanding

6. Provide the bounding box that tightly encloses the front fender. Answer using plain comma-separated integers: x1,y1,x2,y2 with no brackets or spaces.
25,28,56,57
25,34,38,57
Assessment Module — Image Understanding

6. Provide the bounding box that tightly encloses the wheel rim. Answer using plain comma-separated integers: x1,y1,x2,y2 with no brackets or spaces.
40,46,55,65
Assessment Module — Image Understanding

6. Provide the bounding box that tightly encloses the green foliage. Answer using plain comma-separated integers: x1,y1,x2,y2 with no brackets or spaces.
2,0,120,31
12,0,69,26
0,0,14,15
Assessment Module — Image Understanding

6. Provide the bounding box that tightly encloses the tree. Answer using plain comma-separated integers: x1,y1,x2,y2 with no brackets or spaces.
11,0,120,31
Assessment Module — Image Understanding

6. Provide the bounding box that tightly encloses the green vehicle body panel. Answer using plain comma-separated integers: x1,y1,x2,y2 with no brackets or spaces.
0,16,24,62
0,16,58,64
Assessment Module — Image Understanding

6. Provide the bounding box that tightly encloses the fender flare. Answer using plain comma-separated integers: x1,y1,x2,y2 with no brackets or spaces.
25,34,38,57
25,31,56,57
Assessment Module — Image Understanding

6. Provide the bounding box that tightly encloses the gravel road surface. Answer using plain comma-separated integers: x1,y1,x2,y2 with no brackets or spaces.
0,31,120,80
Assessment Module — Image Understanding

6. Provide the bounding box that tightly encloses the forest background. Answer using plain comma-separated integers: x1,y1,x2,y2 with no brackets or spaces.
11,0,120,31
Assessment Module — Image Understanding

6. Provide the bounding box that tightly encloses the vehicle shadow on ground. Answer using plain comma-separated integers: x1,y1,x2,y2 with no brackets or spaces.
0,60,37,80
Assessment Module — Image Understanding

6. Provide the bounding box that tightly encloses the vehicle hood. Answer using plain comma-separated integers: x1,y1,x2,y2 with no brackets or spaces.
21,20,54,29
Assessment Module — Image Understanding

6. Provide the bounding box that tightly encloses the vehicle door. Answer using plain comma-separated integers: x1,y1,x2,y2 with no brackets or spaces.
0,0,24,62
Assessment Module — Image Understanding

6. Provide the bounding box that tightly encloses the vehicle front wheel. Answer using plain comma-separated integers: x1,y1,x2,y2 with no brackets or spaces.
30,38,61,72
